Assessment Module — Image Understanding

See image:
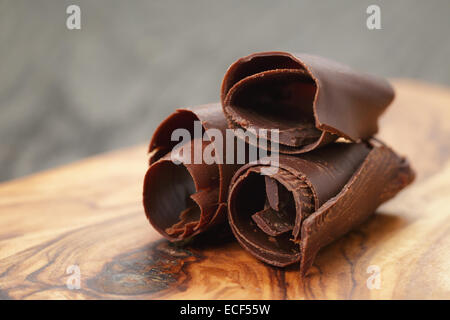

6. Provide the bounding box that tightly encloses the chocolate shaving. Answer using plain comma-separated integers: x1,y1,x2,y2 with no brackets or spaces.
221,52,395,154
228,141,415,274
143,104,241,241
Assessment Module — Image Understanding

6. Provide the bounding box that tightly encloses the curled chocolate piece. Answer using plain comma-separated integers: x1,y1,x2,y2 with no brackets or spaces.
227,140,414,275
143,103,241,241
221,52,395,153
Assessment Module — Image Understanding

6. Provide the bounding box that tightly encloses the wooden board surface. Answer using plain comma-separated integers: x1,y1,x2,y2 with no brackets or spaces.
1,79,450,300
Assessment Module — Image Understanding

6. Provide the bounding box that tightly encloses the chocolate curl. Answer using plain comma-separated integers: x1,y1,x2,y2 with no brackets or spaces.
227,141,414,275
221,52,395,154
143,103,240,241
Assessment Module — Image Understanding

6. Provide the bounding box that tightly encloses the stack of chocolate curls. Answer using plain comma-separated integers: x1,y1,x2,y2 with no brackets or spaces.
143,52,415,276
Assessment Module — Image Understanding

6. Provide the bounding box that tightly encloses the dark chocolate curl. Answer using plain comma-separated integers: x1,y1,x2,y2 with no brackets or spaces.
227,141,414,275
143,103,241,241
221,52,395,154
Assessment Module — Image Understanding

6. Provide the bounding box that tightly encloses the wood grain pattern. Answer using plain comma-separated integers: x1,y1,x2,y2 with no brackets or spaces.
1,79,450,299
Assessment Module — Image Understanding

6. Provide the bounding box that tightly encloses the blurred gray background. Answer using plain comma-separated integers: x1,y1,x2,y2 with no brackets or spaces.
1,0,449,181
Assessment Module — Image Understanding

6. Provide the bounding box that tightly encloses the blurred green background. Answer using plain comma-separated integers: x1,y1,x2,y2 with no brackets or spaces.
1,0,449,181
